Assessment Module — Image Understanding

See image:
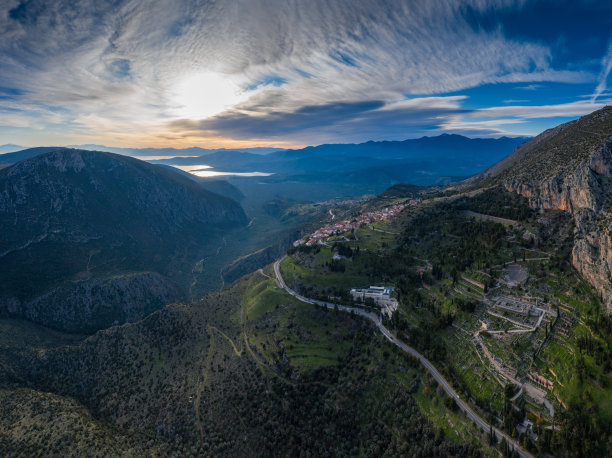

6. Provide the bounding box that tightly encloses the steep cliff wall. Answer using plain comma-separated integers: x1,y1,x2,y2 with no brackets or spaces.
492,109,612,309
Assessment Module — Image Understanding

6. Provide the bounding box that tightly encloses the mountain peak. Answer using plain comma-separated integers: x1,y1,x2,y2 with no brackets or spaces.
477,105,612,184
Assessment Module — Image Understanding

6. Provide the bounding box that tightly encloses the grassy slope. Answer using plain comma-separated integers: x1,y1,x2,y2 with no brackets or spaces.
1,267,484,456
281,187,611,456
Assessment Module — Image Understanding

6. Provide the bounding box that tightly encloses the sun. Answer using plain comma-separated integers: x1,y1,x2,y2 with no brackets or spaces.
171,72,251,119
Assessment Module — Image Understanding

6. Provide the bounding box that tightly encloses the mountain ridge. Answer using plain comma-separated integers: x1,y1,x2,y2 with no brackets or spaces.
0,149,247,332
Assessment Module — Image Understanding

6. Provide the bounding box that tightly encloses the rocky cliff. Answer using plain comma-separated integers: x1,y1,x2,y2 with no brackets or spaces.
476,106,612,309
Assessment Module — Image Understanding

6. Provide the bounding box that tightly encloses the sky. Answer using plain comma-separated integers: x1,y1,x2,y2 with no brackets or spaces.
0,0,611,149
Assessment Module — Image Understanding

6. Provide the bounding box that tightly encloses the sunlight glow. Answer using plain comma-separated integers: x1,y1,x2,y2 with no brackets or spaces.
171,72,251,119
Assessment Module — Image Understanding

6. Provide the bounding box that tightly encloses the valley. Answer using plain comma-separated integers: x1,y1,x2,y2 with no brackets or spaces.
4,1,612,456
0,110,611,457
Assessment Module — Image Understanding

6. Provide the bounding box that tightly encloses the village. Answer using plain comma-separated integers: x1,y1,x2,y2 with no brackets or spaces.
299,199,421,246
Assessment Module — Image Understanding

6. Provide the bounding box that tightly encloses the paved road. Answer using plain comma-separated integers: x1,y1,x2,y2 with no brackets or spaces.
273,257,533,458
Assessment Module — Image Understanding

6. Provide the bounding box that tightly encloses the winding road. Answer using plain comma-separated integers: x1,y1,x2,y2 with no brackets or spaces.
273,257,533,458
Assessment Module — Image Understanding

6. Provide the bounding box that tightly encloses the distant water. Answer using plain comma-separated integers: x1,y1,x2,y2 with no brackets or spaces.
176,164,273,177
135,155,199,160
176,164,213,172
192,170,273,177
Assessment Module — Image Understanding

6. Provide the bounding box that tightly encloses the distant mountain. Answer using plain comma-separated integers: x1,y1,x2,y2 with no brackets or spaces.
0,146,65,164
0,149,247,332
0,144,23,154
0,136,530,221
152,134,530,188
471,105,612,310
0,145,282,162
1,136,528,192
67,144,283,156
0,149,245,200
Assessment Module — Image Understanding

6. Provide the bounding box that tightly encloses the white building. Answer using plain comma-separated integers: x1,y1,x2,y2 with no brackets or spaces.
351,286,393,300
350,286,398,317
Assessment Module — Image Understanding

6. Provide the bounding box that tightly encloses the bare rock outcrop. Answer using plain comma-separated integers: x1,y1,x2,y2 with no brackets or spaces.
477,106,612,310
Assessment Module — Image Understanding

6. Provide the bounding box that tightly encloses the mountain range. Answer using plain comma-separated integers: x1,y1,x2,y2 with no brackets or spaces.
0,144,283,156
1,110,611,455
151,134,530,186
1,135,530,192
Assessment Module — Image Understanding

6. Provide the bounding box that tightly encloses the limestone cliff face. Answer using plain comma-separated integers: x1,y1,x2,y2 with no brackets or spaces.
506,138,612,307
478,106,612,309
502,138,612,213
506,139,612,309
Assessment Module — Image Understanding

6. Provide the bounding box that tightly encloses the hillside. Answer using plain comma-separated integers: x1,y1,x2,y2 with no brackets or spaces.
0,269,481,456
154,164,245,201
0,149,247,332
474,106,612,309
280,178,611,456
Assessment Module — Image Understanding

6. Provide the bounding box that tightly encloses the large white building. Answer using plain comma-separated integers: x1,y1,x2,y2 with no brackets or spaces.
350,286,398,317
350,286,393,300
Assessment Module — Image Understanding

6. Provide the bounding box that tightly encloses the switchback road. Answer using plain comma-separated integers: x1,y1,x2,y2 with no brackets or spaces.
273,257,533,458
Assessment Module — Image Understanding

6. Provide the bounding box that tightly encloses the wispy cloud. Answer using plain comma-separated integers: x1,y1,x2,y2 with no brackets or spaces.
515,84,543,91
473,99,612,118
437,98,612,138
592,37,612,102
0,0,606,146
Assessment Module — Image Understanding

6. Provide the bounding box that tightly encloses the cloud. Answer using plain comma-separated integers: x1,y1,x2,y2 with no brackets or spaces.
472,99,612,119
437,98,612,138
168,96,470,144
592,37,612,102
515,84,543,91
0,0,603,146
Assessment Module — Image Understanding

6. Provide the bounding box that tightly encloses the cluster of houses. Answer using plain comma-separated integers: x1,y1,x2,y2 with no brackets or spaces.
302,201,419,246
